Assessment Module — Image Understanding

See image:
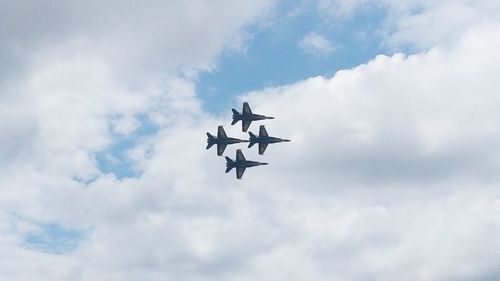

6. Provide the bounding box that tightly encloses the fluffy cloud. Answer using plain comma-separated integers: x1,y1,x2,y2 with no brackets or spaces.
318,0,500,49
0,0,275,180
0,1,274,76
53,22,500,281
251,24,500,186
0,1,275,280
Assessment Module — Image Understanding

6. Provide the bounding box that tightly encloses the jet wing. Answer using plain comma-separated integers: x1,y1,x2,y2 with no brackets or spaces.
236,149,246,161
242,120,252,132
259,125,268,137
243,102,252,114
258,143,268,155
217,144,227,156
217,126,227,138
236,167,246,179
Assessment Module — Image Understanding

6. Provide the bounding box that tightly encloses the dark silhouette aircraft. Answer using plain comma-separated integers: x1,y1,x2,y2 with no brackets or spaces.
206,126,248,156
248,125,290,155
225,149,268,179
231,102,274,132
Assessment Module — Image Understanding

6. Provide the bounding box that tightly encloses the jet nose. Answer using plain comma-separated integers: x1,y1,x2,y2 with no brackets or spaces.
282,139,291,142
266,116,275,119
260,162,269,165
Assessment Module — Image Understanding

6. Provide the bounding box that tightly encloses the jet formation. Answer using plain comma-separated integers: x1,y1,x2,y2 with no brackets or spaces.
206,102,290,179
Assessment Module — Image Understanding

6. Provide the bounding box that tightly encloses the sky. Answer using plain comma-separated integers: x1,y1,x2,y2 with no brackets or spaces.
1,0,500,280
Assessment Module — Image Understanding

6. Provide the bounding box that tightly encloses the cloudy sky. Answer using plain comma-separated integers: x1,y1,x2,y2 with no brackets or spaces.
1,0,500,280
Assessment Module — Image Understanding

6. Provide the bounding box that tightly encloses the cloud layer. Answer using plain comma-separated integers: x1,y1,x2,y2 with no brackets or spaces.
1,1,500,281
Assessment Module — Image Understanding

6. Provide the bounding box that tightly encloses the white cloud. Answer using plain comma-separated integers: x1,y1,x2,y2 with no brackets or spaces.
47,22,500,281
2,1,500,281
381,0,500,49
231,23,500,280
249,28,500,186
0,1,275,78
0,0,276,180
299,32,336,56
318,0,500,50
0,1,276,280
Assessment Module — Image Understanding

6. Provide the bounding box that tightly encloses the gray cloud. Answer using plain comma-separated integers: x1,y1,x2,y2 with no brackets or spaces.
0,1,274,79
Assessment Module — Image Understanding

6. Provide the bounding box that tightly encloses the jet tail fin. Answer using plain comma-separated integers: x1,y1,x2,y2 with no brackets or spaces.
248,132,257,148
225,157,234,173
231,109,240,126
206,133,216,150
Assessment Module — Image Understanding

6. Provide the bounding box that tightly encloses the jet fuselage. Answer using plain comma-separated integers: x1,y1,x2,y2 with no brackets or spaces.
209,137,247,146
228,159,268,169
233,113,273,122
253,136,291,144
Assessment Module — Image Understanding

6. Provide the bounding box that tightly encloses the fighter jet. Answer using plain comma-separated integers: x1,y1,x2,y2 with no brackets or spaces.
231,102,274,132
206,126,249,156
248,125,291,155
225,149,268,179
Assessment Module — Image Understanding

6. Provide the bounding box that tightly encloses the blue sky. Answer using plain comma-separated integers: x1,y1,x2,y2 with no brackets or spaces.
25,224,82,254
198,1,387,113
95,114,158,180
